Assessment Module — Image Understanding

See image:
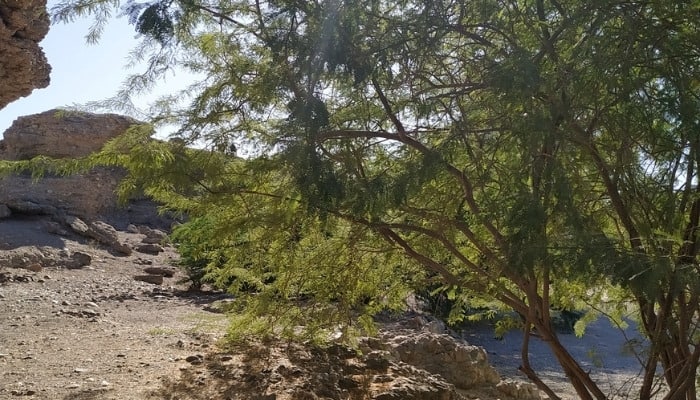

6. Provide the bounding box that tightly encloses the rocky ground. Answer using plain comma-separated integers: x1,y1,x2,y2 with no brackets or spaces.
0,215,651,400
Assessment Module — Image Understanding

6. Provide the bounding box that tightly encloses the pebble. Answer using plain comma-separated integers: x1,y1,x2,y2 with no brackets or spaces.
66,383,80,389
101,380,110,387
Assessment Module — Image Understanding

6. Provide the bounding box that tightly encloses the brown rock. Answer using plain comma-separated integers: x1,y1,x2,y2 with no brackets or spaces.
141,236,163,244
43,220,68,235
134,274,163,285
68,251,92,269
142,227,168,240
25,263,42,272
185,355,203,364
136,243,164,255
364,351,390,371
0,167,126,218
143,266,175,277
0,0,51,110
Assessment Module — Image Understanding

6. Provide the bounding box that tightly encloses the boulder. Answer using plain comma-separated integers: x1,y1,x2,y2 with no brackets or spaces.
87,220,132,256
134,274,163,285
68,251,92,269
139,226,168,240
135,243,164,255
497,380,543,400
5,199,57,215
65,215,89,233
65,216,132,256
372,370,463,400
383,331,500,390
0,109,138,160
0,0,51,110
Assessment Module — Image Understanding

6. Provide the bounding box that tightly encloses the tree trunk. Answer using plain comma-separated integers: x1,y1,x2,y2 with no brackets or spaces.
537,323,608,400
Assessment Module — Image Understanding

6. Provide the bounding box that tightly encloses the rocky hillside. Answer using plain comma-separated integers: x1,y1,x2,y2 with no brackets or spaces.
0,109,169,228
0,0,51,109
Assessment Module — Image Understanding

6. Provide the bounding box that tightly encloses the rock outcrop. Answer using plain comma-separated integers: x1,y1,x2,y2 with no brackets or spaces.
0,110,174,256
0,0,51,109
0,168,125,219
382,331,501,389
158,323,543,400
0,109,138,160
0,110,138,218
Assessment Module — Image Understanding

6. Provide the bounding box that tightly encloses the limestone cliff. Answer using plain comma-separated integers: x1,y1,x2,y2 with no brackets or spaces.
0,0,51,109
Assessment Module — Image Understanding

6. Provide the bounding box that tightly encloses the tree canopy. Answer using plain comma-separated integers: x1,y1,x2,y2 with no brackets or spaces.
47,0,700,398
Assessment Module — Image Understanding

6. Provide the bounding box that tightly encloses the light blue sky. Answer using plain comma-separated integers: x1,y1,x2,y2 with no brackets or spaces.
0,3,189,138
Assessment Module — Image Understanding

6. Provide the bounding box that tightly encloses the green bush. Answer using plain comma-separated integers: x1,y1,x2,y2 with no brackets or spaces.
170,216,220,290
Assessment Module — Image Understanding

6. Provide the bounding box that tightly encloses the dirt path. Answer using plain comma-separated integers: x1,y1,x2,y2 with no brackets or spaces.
0,218,230,399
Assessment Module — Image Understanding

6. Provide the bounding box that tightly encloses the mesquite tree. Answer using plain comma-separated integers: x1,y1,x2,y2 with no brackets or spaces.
49,0,700,398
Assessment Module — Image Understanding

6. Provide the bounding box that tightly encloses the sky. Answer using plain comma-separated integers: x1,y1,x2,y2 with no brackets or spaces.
0,2,190,138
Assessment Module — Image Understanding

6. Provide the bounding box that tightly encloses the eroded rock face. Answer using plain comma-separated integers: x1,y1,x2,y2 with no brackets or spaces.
0,110,139,218
0,167,125,218
0,0,51,109
0,109,138,160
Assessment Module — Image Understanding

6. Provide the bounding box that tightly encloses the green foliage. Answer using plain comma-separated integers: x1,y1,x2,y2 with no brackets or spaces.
52,0,700,397
124,0,176,44
170,216,219,289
